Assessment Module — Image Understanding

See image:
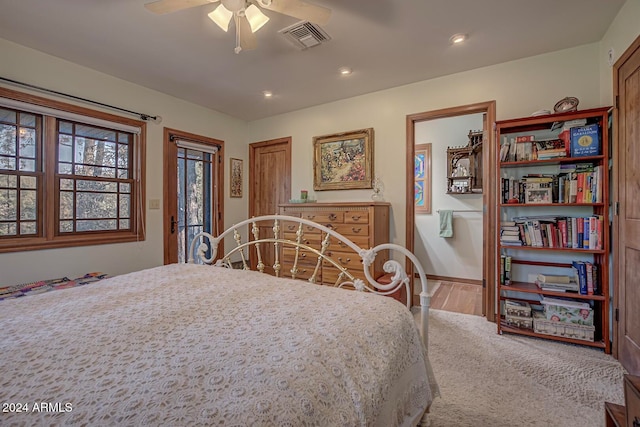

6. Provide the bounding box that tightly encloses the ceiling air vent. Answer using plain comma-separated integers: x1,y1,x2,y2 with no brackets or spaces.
278,21,331,50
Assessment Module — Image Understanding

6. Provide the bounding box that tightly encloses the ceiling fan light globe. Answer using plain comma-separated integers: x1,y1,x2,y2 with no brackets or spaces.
245,4,269,33
208,4,233,32
221,0,245,12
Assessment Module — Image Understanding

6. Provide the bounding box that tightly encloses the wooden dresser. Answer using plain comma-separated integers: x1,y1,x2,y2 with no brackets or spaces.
279,202,390,286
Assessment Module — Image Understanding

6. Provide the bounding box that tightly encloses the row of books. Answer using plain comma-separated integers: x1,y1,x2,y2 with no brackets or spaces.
500,164,603,204
499,120,600,162
500,216,604,249
500,268,600,296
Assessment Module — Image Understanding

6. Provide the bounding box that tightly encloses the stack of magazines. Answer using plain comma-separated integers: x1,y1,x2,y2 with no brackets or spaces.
535,273,579,292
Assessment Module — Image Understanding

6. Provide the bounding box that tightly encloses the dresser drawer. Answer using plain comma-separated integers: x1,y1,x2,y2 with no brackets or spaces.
300,211,344,225
282,230,323,246
282,247,321,267
326,223,369,237
282,221,322,236
344,211,369,224
328,234,369,250
323,250,364,271
625,375,640,427
323,265,363,287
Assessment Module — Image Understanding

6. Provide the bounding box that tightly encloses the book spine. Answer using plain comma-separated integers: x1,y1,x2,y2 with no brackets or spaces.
576,217,584,248
585,262,594,295
592,264,599,295
504,256,512,285
558,219,568,248
589,216,598,250
583,218,590,248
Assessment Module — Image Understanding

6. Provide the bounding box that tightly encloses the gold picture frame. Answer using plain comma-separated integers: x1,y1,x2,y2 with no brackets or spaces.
313,128,374,191
414,143,432,214
230,158,243,198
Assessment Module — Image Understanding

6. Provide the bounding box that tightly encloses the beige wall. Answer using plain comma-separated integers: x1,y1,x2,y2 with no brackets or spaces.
599,0,640,105
247,44,603,280
414,114,484,280
0,38,248,285
1,0,638,285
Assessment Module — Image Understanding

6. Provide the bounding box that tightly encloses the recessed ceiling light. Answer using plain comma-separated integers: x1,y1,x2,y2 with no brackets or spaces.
449,33,467,44
339,67,352,76
263,91,273,98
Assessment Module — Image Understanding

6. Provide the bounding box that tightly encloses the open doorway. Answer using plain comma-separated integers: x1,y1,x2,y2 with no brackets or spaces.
405,102,496,321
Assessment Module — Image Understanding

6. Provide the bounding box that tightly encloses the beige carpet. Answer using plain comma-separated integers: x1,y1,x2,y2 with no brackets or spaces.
423,309,626,426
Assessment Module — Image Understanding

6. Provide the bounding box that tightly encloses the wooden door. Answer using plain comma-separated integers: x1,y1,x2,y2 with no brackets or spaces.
614,35,640,375
163,128,224,264
249,137,291,274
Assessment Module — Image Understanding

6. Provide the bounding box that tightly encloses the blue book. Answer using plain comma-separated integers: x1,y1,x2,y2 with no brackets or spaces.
572,261,588,295
570,124,600,157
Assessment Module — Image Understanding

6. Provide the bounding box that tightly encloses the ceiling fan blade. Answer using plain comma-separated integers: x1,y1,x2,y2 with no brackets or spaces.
259,0,331,25
237,16,257,51
144,0,218,15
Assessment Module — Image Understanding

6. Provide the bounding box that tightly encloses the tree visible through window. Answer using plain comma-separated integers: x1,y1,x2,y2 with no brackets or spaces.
0,87,146,253
0,108,41,237
57,121,133,233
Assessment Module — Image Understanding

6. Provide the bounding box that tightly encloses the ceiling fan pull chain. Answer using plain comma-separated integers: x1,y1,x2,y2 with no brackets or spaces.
234,15,242,54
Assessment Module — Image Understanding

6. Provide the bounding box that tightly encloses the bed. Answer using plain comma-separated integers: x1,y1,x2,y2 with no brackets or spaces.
1,214,438,426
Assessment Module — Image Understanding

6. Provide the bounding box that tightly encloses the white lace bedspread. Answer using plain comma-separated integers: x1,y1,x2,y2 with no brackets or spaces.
1,263,434,426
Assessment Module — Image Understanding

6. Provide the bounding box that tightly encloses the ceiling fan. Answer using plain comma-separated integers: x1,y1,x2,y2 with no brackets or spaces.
144,0,331,53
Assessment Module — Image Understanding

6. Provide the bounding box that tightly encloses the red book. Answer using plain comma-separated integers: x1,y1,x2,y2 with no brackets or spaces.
585,262,594,295
515,135,535,143
557,219,568,248
576,173,585,203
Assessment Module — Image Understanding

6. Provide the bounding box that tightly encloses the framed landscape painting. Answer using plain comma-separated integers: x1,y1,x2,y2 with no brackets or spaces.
414,143,431,214
313,128,374,191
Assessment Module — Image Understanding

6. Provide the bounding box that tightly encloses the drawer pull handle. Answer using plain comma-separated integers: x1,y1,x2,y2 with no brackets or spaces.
351,215,361,220
338,257,351,264
328,213,337,221
351,227,362,233
306,215,315,220
300,253,306,258
287,225,295,230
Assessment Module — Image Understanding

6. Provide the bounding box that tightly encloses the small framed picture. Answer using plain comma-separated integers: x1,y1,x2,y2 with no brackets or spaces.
525,187,552,204
230,158,243,198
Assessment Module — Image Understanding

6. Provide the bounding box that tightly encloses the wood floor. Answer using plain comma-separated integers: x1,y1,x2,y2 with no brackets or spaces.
430,281,483,316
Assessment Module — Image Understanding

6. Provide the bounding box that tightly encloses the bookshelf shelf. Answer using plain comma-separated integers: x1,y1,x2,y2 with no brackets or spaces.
495,106,611,353
499,320,607,349
500,203,605,207
498,245,606,254
502,281,606,301
500,154,605,168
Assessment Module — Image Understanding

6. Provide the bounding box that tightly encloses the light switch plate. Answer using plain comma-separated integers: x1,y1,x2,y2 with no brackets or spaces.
149,199,160,210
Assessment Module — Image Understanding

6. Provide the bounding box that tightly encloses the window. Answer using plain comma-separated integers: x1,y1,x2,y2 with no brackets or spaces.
0,87,146,253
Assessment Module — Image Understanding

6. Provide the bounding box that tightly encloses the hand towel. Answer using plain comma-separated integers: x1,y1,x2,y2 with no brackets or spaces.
439,210,453,238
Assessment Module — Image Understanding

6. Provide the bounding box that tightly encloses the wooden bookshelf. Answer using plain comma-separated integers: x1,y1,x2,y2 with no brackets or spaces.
495,107,611,353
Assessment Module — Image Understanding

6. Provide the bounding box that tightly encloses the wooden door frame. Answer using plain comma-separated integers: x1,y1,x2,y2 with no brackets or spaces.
162,127,225,264
405,101,497,321
612,34,640,363
248,136,292,218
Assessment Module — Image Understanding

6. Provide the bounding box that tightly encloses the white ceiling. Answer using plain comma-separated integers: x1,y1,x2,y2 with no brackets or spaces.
0,0,626,121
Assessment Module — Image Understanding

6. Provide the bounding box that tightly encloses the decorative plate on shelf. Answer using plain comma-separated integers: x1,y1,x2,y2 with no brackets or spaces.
553,97,579,113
